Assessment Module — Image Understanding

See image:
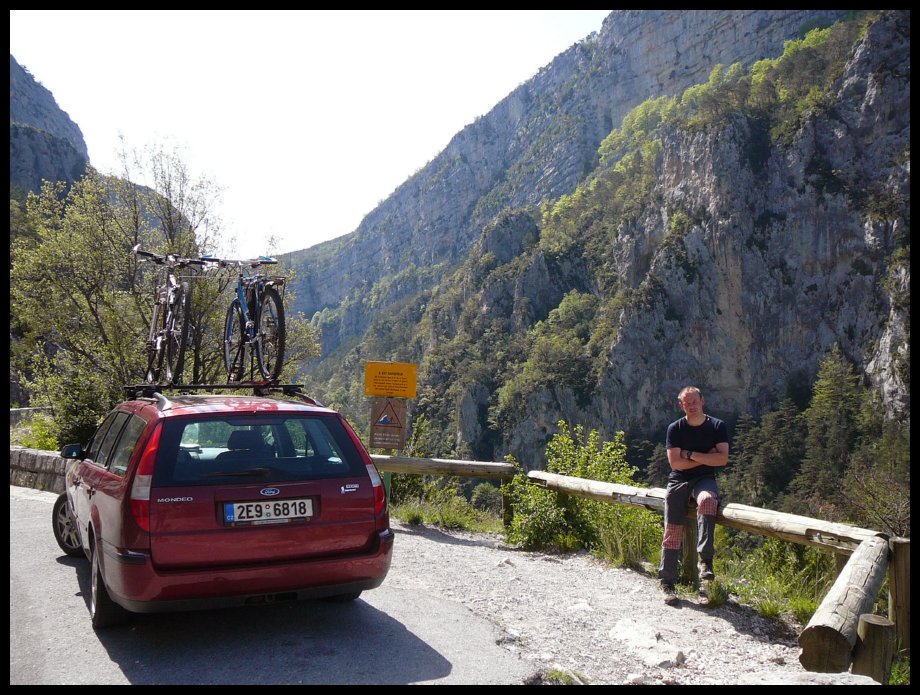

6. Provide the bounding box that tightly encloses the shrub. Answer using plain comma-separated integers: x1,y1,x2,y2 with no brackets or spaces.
471,482,503,515
505,421,661,565
11,413,60,451
390,476,503,534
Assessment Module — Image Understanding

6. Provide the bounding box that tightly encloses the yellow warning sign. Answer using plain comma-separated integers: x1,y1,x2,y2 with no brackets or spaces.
365,362,417,398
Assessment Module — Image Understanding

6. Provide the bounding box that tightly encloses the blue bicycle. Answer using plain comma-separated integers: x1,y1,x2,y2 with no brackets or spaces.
217,256,286,383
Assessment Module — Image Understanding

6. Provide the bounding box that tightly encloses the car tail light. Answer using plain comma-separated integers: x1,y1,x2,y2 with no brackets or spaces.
341,416,387,516
129,423,162,532
365,461,387,516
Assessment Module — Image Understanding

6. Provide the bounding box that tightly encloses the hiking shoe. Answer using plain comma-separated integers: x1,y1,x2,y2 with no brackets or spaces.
698,560,715,581
661,583,679,606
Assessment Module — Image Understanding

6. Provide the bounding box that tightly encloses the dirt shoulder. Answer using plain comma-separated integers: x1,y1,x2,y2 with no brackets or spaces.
385,519,876,685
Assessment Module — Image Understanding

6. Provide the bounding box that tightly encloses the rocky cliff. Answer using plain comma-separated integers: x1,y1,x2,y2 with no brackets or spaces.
290,11,908,471
9,54,89,194
287,10,845,356
497,11,910,464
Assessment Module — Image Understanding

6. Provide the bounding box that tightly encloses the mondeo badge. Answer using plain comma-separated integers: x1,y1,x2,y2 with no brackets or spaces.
260,488,281,496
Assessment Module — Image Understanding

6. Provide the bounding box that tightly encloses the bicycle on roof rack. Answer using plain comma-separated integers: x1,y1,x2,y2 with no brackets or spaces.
134,245,205,385
207,255,287,383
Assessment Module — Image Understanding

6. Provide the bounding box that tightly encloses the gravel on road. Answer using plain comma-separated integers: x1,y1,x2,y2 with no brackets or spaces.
385,519,877,685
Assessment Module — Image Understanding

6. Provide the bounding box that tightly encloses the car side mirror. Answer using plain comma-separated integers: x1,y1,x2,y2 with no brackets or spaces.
60,444,86,460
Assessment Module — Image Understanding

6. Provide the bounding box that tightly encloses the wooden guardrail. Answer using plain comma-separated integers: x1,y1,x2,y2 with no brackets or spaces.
371,455,909,681
371,454,515,479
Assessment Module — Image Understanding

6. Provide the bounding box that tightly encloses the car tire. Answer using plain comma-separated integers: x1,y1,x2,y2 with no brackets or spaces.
52,494,83,557
90,541,128,629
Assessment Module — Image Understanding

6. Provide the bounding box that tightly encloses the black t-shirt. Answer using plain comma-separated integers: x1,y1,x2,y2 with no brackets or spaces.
665,415,729,483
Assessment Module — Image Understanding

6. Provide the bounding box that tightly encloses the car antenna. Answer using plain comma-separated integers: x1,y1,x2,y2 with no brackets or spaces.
154,392,173,411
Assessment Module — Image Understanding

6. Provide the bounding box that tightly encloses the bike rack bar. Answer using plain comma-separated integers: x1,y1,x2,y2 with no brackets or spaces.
123,383,323,407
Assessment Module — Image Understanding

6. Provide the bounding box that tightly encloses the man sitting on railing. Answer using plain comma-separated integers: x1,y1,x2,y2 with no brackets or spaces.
659,386,729,606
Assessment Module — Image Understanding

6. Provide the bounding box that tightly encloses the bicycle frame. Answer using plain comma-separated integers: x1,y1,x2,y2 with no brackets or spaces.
146,262,183,354
135,245,203,385
220,256,286,383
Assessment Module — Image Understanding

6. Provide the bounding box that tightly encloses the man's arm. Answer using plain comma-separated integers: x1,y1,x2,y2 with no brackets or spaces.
689,442,729,468
667,442,729,470
667,446,697,471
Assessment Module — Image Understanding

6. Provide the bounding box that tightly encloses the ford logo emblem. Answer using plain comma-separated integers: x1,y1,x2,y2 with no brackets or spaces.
260,487,280,497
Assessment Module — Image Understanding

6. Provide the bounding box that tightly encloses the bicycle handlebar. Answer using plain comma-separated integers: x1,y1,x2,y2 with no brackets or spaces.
133,245,280,273
201,256,279,268
133,245,206,268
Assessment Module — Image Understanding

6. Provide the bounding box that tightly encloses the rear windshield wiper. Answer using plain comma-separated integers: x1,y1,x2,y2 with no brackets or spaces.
203,467,272,478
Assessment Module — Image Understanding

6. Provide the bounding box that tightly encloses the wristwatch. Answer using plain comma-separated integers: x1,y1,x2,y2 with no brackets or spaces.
686,450,694,461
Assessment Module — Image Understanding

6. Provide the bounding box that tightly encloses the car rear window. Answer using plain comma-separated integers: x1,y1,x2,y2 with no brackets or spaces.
152,414,367,486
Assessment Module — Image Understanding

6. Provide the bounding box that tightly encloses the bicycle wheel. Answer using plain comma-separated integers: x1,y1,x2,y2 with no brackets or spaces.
144,302,166,384
223,298,249,382
163,282,191,385
255,286,286,381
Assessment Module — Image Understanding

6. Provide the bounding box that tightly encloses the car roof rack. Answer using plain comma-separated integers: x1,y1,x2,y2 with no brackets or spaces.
123,383,324,407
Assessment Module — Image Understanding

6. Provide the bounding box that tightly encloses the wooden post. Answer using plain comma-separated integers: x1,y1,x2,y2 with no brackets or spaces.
835,552,848,577
851,614,895,684
799,536,889,672
888,537,910,656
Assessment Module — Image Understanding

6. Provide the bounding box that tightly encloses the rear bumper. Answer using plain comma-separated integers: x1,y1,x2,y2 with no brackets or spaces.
102,528,394,614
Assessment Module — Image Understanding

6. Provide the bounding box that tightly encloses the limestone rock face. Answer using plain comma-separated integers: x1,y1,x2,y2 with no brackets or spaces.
9,54,89,193
287,12,908,468
289,11,845,355
500,12,909,465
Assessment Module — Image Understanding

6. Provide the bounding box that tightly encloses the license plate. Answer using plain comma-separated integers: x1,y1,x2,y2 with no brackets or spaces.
224,498,313,525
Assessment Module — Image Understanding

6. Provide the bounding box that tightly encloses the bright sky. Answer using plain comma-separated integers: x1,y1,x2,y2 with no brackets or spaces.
10,10,611,259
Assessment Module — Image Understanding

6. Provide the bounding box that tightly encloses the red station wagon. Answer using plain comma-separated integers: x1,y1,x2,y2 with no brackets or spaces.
52,390,394,628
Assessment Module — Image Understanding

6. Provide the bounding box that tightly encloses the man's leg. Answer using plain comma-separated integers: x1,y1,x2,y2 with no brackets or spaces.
693,477,719,579
658,481,690,585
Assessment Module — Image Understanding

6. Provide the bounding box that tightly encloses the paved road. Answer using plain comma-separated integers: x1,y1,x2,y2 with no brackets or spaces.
9,486,535,685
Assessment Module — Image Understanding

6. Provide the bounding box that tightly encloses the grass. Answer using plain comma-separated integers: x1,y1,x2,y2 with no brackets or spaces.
390,497,504,534
889,654,910,685
542,668,587,685
704,579,730,608
715,531,837,626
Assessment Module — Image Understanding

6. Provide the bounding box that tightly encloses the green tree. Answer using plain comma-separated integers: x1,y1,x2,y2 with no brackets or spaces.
788,346,862,517
754,400,806,502
11,146,320,445
722,413,761,504
841,397,910,536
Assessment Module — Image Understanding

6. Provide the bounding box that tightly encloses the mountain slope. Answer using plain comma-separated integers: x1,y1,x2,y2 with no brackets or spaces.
293,12,909,472
9,54,89,194
286,10,845,356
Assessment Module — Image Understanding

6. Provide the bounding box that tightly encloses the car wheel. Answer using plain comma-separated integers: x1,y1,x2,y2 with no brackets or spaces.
52,494,83,557
90,542,128,629
322,591,362,603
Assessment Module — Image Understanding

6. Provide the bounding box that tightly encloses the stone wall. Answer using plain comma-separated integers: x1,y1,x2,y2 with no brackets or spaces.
10,447,66,494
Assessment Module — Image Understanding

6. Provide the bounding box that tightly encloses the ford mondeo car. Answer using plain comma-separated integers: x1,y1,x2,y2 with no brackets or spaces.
52,390,393,628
